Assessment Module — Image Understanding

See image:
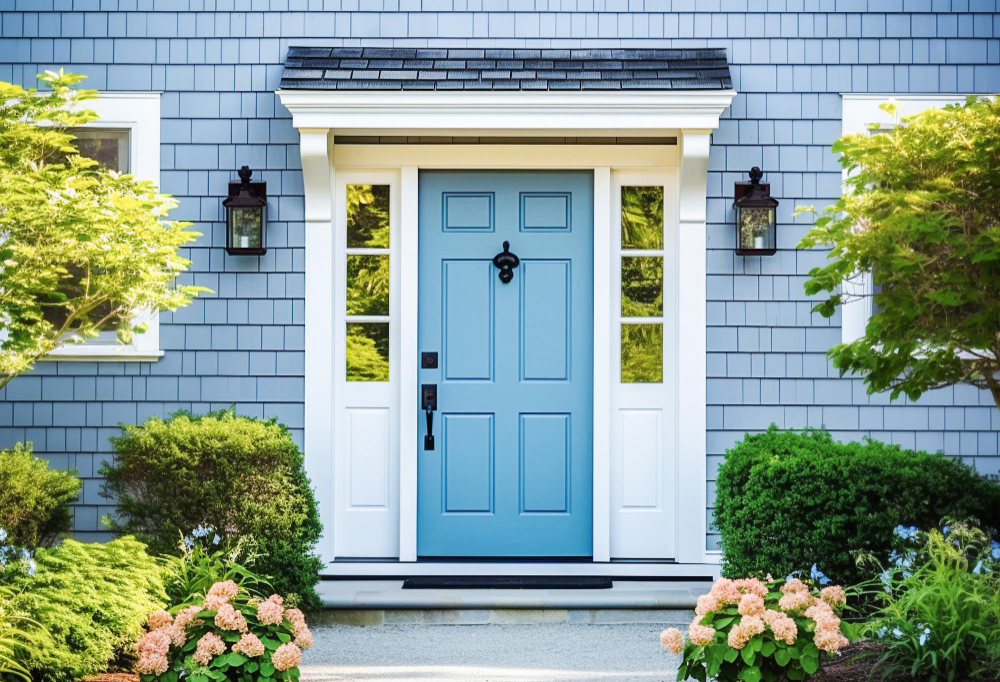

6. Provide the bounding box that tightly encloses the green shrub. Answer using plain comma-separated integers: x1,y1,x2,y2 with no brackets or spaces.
0,582,43,682
714,427,1000,587
7,536,166,682
102,409,324,609
160,529,269,605
0,444,80,548
867,522,1000,680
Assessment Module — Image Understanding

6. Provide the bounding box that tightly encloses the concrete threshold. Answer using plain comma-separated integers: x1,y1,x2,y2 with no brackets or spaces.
315,580,707,625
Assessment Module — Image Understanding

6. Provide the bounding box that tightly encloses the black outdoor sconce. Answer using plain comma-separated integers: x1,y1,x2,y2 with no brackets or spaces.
223,166,267,256
733,166,778,256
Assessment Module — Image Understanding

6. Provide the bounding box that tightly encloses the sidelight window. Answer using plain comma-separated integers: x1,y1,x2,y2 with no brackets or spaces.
619,186,664,383
345,184,391,381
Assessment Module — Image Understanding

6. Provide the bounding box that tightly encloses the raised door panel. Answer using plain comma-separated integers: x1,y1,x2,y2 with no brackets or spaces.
443,260,494,381
520,260,570,381
520,413,570,513
443,413,494,513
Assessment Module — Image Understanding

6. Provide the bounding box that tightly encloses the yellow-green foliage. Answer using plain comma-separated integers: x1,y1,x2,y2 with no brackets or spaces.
8,537,166,682
0,443,80,548
0,70,206,389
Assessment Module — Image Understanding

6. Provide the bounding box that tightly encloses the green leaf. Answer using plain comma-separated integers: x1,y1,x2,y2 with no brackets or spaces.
260,661,275,677
724,647,739,663
739,666,762,682
801,655,820,675
740,646,756,666
774,649,791,667
229,652,248,666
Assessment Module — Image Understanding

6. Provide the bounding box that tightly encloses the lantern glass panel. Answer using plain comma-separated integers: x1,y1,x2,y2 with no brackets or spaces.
738,206,775,251
229,205,263,250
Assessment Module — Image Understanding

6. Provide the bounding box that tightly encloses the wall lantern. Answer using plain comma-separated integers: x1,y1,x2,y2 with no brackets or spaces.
733,166,778,256
223,166,267,256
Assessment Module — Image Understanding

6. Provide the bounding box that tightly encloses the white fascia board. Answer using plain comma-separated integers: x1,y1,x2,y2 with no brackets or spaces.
278,90,737,134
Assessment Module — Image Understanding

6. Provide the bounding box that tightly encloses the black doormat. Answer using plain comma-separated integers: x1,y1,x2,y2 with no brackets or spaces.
402,576,613,590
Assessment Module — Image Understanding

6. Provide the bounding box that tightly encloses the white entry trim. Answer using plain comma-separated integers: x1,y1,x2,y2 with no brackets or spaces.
281,89,735,569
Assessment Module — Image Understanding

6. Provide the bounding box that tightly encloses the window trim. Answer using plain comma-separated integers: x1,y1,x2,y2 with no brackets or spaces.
839,94,971,344
43,91,164,362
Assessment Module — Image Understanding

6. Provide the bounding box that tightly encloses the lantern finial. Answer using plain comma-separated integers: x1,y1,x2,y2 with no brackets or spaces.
749,166,763,185
238,165,253,187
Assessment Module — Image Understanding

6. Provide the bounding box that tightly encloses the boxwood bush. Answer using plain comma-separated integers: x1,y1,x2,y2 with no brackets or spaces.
714,427,1000,586
8,536,166,682
0,443,80,547
101,409,324,609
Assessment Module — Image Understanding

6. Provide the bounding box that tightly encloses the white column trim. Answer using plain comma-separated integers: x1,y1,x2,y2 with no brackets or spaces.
676,130,712,564
299,127,335,564
399,166,419,562
592,167,612,563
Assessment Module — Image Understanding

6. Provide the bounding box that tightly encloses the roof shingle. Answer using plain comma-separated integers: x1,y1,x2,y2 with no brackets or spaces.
280,47,732,91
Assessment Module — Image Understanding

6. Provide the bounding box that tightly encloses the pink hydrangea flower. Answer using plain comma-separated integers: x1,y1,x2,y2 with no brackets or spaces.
174,604,204,629
660,627,684,654
147,609,173,630
761,609,798,645
293,621,314,650
204,580,239,610
193,632,227,666
687,622,716,646
820,585,847,607
778,590,813,613
271,642,302,671
738,593,765,617
233,632,266,657
284,607,306,626
734,578,768,598
257,596,285,625
709,578,741,604
780,578,808,594
214,602,248,631
726,615,765,650
694,593,720,616
814,625,849,652
135,629,171,675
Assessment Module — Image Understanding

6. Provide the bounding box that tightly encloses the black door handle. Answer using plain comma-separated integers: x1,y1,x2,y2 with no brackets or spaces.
422,384,437,450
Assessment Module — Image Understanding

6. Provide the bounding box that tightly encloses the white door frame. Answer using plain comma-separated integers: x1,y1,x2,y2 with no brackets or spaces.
281,90,734,571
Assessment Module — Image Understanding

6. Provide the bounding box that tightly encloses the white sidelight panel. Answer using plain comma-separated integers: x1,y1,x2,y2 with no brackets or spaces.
333,170,402,559
610,170,679,560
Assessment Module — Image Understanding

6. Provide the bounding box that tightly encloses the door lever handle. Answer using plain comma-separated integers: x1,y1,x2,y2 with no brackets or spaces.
424,409,435,451
421,384,437,450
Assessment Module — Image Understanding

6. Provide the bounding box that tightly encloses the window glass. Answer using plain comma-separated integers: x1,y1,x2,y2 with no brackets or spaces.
347,184,390,248
71,128,130,172
621,256,663,317
621,324,663,384
346,323,389,382
346,184,391,381
621,186,663,250
346,255,390,316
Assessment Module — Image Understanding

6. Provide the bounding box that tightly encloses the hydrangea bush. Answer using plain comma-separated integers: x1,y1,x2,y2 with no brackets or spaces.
661,575,854,682
135,580,313,682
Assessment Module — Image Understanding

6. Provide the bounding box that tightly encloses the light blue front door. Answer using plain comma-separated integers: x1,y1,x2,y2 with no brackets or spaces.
417,170,594,558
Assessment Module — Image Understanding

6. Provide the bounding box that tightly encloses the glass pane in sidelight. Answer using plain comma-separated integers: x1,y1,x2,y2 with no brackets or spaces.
621,323,663,383
621,256,663,317
347,184,390,248
621,186,663,250
346,323,389,382
346,254,390,316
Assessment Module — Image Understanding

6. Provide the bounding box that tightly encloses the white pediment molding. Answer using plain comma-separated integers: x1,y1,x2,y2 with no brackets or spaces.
278,90,736,134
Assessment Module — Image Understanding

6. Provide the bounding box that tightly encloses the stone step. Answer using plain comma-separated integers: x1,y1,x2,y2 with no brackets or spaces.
316,579,708,625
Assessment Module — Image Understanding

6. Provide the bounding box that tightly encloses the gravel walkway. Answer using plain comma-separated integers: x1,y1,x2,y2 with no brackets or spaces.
300,623,682,682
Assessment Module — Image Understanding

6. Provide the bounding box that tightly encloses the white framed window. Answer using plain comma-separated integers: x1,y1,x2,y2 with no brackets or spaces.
43,92,164,362
839,94,969,343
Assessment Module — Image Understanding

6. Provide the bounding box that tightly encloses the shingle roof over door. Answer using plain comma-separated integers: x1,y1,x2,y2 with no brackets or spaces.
280,47,732,91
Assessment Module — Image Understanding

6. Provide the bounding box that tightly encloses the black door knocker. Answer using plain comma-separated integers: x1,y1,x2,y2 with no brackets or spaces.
492,241,520,284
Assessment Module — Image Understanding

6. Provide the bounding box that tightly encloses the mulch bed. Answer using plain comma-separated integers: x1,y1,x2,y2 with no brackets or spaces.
811,640,978,682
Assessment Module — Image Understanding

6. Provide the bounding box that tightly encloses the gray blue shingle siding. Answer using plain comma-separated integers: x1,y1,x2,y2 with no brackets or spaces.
0,1,998,550
280,47,732,91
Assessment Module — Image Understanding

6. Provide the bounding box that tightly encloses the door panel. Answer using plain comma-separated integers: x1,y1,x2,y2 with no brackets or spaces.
418,170,594,557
